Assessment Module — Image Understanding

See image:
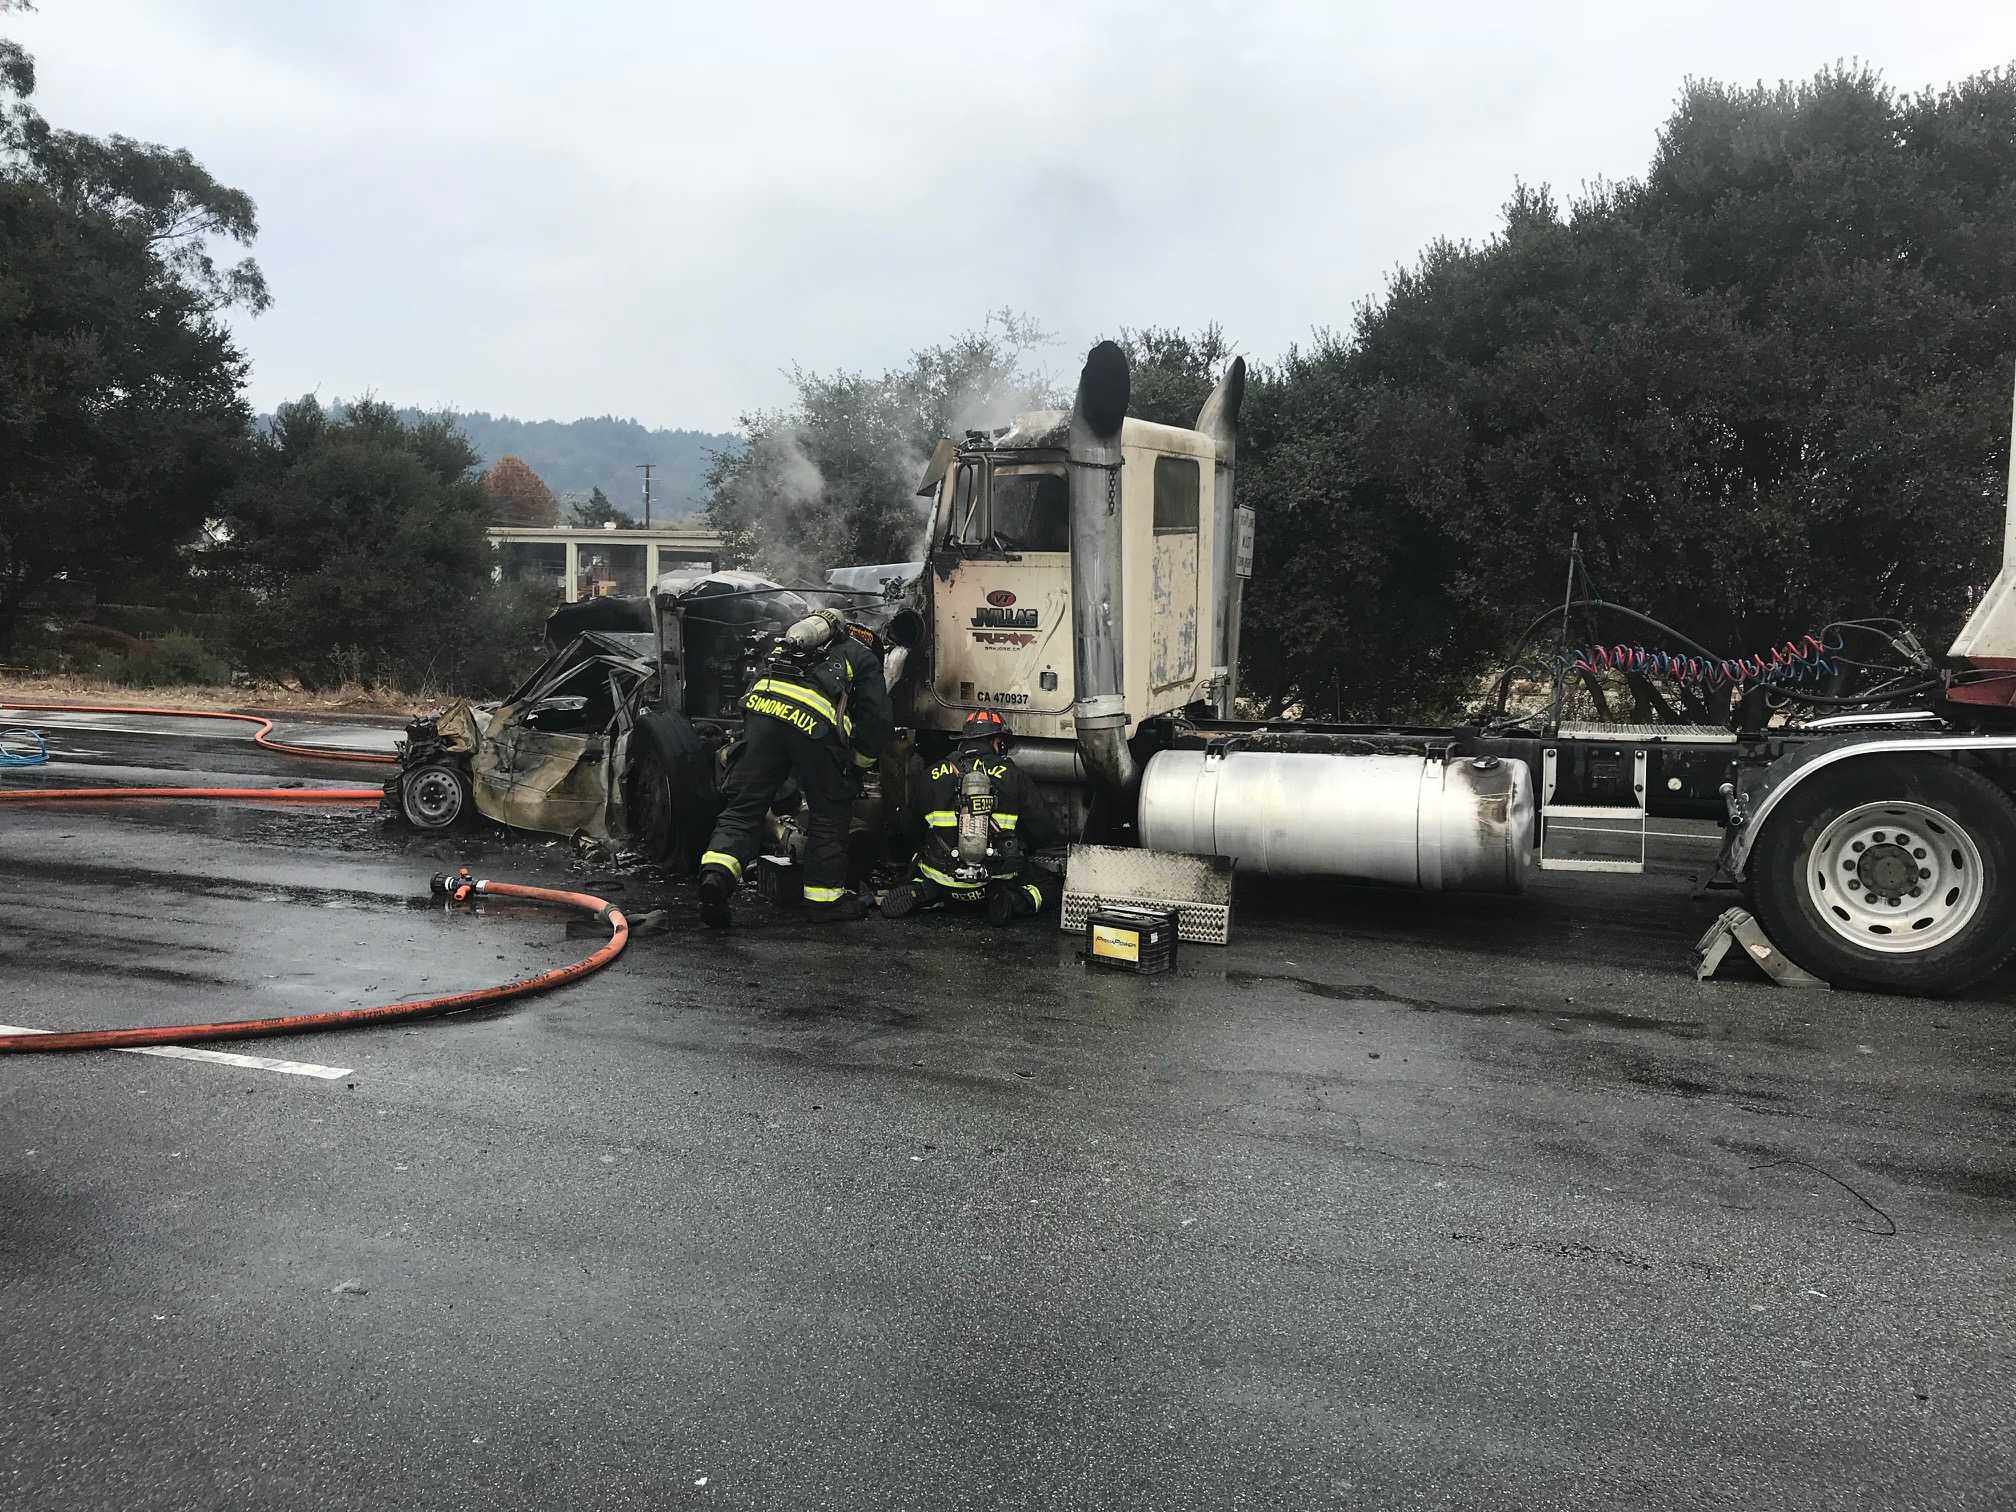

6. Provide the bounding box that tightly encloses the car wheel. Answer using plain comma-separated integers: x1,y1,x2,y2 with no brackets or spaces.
1749,755,2016,995
400,761,470,830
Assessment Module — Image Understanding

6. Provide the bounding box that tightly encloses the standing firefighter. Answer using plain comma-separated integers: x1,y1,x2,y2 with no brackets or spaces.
698,607,892,926
883,710,1060,925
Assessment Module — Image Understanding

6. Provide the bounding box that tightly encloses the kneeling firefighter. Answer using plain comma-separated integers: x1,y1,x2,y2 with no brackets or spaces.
698,606,891,926
883,710,1060,925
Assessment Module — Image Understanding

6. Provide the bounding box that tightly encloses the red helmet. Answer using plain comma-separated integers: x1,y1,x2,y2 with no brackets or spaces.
960,709,1009,745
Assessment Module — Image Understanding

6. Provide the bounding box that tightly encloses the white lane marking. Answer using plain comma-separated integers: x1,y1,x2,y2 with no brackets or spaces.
9,713,393,748
0,1024,352,1080
5,716,224,740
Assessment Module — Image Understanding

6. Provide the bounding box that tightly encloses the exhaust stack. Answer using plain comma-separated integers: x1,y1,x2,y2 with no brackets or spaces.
1948,362,2016,674
1195,357,1247,716
1068,341,1137,794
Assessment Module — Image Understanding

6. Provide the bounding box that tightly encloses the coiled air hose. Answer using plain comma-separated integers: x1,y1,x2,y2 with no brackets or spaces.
0,707,626,1054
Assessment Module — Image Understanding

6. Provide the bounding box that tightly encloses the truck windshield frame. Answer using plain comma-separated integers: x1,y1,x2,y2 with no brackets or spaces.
939,454,1069,556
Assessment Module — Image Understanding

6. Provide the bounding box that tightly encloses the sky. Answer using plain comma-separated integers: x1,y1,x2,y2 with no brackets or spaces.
13,0,2015,433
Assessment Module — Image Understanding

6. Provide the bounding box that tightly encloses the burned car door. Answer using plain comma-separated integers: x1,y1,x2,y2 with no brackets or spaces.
468,633,656,839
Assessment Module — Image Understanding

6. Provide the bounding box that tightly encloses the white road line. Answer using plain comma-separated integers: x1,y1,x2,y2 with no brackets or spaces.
0,1024,352,1080
4,715,396,752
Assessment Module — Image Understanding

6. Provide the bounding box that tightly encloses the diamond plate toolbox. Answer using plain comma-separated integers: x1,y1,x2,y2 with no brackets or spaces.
1061,844,1234,945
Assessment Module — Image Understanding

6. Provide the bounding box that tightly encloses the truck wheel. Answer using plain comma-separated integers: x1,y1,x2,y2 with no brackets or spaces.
627,742,716,871
1750,756,2016,995
400,761,470,830
626,744,681,865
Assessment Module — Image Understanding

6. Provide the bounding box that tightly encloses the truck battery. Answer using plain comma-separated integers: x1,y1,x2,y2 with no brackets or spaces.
1084,904,1180,975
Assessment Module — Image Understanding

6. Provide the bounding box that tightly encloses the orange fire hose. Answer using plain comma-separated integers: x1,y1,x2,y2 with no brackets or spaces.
0,876,628,1055
0,700,399,764
0,707,626,1054
0,786,383,804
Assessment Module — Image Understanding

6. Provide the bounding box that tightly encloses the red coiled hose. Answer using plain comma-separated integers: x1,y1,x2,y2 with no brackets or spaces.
0,707,625,1054
0,786,383,804
0,878,628,1055
0,700,398,764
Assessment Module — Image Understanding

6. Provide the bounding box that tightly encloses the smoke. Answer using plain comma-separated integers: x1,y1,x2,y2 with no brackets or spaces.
722,317,1060,584
772,424,826,511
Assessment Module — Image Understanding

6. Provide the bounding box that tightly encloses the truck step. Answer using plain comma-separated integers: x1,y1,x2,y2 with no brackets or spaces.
1538,747,1648,875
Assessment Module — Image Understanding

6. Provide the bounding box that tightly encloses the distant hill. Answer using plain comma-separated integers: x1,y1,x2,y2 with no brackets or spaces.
263,403,740,519
437,411,739,520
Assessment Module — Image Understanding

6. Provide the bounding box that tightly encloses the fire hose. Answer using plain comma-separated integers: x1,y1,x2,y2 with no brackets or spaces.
0,700,399,765
0,706,626,1055
0,867,628,1055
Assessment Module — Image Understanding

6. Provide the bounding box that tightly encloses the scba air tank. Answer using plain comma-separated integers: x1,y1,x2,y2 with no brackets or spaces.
1137,750,1536,893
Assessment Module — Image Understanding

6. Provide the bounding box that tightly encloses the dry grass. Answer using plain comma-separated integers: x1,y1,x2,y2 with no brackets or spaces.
0,672,442,719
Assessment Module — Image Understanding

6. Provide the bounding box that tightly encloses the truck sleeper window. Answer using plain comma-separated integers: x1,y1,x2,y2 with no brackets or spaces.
1153,455,1200,534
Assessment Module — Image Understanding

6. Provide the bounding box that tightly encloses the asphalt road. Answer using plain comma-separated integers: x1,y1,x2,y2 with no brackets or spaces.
1,713,2011,1511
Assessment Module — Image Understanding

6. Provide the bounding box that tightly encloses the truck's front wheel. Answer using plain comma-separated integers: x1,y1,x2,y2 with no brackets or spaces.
1750,756,2016,995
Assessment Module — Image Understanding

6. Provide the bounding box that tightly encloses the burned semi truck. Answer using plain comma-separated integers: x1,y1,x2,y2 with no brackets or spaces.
878,340,2016,994
394,339,2016,996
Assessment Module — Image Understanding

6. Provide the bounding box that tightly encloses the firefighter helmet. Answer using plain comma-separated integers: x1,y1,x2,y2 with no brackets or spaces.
960,709,1010,748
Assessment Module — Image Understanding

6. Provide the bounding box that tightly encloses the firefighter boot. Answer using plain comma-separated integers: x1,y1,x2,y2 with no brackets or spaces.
985,881,1040,926
804,890,868,924
697,864,736,929
879,882,925,919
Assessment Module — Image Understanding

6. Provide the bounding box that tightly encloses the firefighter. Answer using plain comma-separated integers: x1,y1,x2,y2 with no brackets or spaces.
882,709,1059,925
697,606,892,926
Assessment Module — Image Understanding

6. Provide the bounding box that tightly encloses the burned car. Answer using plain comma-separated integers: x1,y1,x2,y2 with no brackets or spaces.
385,570,830,866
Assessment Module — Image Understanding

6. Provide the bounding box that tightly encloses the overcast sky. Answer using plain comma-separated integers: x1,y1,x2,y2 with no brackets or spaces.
15,1,2014,432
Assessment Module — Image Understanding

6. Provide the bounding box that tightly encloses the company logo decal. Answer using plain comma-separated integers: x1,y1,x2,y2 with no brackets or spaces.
986,589,1017,607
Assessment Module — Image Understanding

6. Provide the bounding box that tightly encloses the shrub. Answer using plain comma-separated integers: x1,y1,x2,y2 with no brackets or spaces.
106,630,231,688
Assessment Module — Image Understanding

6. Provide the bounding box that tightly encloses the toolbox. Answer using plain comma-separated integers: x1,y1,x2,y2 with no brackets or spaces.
1083,904,1180,975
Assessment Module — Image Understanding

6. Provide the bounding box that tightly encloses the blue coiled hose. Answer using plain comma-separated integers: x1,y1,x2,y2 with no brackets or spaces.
0,728,49,767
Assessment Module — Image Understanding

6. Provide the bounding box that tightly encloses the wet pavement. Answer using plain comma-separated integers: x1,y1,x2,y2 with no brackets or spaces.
1,716,2011,1510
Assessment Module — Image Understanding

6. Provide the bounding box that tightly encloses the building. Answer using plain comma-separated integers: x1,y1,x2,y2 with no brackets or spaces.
487,525,725,603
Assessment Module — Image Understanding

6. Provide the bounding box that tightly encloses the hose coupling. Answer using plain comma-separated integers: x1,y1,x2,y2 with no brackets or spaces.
431,865,480,903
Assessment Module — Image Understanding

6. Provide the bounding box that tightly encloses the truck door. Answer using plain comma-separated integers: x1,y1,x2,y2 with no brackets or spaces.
927,456,1076,735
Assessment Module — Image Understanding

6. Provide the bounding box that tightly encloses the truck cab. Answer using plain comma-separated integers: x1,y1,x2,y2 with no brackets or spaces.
914,413,1230,749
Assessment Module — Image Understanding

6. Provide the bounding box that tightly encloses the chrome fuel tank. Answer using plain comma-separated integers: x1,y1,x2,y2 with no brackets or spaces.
1137,750,1535,893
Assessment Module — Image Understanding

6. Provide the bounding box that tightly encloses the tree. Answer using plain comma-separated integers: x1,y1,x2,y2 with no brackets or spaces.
482,454,559,526
0,9,263,654
1108,324,1238,428
705,311,1052,577
223,399,543,692
568,485,634,528
1239,64,2016,718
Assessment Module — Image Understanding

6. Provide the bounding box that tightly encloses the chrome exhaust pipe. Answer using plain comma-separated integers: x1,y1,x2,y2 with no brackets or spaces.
1067,341,1137,795
1196,357,1246,716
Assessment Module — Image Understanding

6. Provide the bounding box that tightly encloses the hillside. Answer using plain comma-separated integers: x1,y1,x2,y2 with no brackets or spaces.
438,411,739,519
265,403,740,518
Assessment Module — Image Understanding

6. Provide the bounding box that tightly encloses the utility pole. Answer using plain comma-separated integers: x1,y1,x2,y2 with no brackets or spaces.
636,462,655,529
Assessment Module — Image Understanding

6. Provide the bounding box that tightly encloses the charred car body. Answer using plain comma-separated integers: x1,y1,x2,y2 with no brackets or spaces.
385,570,921,867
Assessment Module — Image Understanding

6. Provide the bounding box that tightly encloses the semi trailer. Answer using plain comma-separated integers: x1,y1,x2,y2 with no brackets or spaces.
392,340,2016,997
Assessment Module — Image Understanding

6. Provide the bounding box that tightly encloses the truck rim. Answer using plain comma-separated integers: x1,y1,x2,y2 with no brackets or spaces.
1806,800,1984,953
